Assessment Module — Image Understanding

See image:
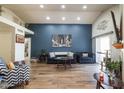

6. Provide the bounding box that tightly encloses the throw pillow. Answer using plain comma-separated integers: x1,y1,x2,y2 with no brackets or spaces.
68,52,73,57
7,61,15,70
0,57,7,69
82,53,88,57
49,52,55,58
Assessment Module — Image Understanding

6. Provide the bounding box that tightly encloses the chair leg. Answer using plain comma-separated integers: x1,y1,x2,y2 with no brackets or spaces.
96,81,100,89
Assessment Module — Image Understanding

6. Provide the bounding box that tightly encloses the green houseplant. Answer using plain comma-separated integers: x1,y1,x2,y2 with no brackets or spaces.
106,60,120,72
39,49,48,62
40,49,48,55
106,59,122,79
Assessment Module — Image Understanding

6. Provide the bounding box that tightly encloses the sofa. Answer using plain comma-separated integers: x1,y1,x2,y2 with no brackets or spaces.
47,52,76,64
0,57,30,88
79,52,95,64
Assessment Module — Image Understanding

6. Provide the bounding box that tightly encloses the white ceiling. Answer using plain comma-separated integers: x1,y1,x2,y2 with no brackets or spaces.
2,4,115,24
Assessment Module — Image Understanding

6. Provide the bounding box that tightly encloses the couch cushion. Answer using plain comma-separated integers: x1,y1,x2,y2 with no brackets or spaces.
7,61,15,70
82,53,88,57
54,52,68,56
68,52,74,57
49,52,55,58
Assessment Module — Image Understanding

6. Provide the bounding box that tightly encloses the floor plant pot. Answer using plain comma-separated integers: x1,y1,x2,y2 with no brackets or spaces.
108,70,115,85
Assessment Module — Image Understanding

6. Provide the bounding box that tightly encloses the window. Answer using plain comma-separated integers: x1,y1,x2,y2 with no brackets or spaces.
96,35,110,63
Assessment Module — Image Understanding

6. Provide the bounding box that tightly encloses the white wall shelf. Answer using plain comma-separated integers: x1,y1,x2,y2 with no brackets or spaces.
0,16,34,35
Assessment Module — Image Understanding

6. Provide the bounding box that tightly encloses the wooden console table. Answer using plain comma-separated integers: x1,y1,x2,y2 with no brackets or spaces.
93,73,123,89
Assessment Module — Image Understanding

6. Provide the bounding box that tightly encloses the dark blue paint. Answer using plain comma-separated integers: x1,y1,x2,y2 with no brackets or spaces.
28,24,92,57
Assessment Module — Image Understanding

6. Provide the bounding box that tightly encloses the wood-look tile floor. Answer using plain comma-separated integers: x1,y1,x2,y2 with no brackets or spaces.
25,62,100,89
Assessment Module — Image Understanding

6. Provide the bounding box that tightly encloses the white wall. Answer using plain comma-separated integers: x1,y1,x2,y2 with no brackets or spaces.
92,4,123,82
0,26,15,63
92,5,122,60
0,7,33,63
0,23,27,62
92,5,121,38
0,6,25,26
122,5,124,83
15,28,25,61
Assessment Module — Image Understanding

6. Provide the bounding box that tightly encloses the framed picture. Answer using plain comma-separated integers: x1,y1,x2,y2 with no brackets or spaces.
16,34,25,43
52,34,72,47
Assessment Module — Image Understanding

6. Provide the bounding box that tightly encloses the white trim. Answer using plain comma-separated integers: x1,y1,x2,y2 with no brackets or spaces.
0,16,34,35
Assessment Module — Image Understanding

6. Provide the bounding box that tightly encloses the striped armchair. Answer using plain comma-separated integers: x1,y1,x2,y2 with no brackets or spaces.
0,57,30,88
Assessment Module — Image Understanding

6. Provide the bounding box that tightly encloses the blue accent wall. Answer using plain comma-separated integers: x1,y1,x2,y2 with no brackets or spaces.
28,24,92,57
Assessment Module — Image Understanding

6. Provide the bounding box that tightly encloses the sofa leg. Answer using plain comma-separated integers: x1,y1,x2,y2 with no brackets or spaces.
25,80,29,85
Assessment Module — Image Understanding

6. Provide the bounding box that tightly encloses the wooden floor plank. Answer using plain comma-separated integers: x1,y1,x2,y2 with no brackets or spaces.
25,62,100,89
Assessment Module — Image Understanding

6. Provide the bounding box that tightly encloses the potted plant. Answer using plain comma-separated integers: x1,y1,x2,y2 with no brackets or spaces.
39,49,48,62
106,59,122,81
112,41,123,49
106,61,119,72
40,49,48,55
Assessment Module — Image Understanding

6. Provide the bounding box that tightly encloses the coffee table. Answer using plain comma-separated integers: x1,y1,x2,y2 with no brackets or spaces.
54,57,73,69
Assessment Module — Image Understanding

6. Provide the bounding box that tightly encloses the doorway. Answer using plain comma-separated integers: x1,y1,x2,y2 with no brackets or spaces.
25,38,31,65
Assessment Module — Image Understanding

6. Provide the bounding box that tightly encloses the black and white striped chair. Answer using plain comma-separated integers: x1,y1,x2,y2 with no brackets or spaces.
0,58,19,87
0,57,30,88
15,61,30,85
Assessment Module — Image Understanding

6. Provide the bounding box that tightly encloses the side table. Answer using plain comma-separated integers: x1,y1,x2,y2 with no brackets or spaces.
39,54,48,63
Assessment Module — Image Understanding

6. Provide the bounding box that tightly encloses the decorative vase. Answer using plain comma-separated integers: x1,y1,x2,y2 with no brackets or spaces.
112,43,123,49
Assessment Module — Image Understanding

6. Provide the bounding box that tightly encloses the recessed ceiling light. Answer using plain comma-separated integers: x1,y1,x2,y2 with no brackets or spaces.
77,17,80,21
82,5,87,9
62,17,66,21
46,16,50,20
40,4,44,8
61,5,66,9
